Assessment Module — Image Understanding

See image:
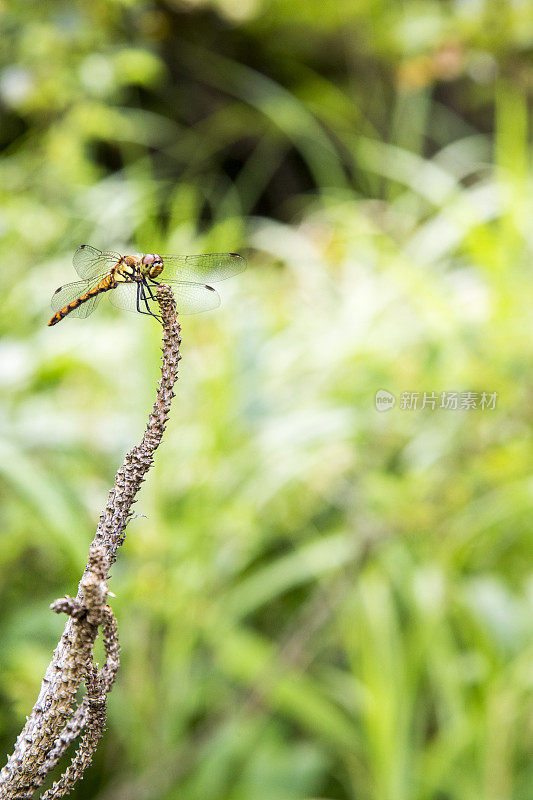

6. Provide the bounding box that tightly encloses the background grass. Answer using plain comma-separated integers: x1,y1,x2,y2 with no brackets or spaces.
2,1,533,798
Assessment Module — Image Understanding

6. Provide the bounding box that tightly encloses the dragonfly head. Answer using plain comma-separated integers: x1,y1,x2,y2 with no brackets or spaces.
141,253,164,279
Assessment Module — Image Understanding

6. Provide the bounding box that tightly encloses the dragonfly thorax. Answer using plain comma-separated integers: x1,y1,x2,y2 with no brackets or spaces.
140,253,164,280
114,255,141,283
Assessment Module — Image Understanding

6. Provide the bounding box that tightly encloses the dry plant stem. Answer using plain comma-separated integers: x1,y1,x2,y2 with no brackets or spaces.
39,665,107,800
0,285,181,800
41,604,120,779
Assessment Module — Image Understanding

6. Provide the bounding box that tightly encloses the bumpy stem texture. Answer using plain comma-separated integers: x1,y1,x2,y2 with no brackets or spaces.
0,285,181,799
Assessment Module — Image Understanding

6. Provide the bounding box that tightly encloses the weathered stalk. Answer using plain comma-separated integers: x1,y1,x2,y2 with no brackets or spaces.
0,284,181,799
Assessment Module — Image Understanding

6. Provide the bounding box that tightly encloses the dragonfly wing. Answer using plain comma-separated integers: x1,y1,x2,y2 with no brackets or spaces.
166,281,221,314
109,282,140,313
50,280,102,318
72,244,121,280
113,281,219,315
159,253,246,283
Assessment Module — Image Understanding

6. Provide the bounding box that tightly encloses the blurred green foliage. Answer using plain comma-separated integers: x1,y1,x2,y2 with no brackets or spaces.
2,0,533,798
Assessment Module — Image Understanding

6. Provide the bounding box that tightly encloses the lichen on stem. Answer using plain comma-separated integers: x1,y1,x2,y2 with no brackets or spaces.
0,284,181,799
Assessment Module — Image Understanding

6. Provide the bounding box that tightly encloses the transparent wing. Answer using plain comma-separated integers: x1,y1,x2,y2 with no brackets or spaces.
112,281,220,315
109,282,140,313
50,280,102,318
159,253,246,284
163,281,221,314
72,244,121,280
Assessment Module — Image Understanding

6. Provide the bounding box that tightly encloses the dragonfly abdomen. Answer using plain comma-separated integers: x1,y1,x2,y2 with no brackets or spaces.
48,274,117,326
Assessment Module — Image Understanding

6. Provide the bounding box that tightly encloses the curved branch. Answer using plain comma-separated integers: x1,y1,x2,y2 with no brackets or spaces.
0,285,181,799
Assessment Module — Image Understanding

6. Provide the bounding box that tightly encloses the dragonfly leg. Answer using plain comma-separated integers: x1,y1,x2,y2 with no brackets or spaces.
145,280,159,301
135,282,144,315
140,281,162,323
130,281,161,322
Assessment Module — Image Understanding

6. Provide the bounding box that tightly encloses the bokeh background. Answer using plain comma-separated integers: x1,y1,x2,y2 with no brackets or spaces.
2,1,533,798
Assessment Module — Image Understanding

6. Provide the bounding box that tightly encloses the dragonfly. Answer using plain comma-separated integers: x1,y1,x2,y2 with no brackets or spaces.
48,245,246,326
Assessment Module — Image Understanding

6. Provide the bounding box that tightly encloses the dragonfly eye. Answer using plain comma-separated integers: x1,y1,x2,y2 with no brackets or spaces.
142,254,158,266
142,253,164,279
